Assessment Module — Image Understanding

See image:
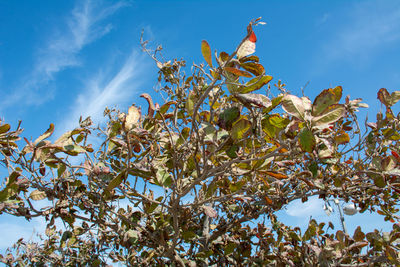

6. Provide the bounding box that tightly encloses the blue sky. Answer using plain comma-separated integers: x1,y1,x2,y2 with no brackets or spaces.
1,0,400,252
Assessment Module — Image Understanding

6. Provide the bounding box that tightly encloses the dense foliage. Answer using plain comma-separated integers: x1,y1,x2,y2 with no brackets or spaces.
1,20,400,266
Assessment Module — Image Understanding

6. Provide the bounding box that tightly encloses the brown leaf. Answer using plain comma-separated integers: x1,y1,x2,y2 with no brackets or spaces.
201,40,213,67
224,67,252,78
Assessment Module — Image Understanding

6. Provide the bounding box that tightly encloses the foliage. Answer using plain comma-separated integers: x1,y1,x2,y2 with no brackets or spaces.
1,19,400,266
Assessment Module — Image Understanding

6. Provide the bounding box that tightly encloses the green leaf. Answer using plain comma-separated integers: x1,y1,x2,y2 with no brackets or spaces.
238,75,273,94
231,118,251,140
312,104,345,126
224,67,252,78
282,95,310,120
155,101,176,120
217,107,240,130
156,168,172,188
312,86,342,116
106,172,125,192
0,124,10,134
269,114,289,128
185,92,196,116
201,40,212,67
57,163,66,178
226,144,239,158
239,62,265,76
374,175,386,188
34,123,55,145
391,90,400,106
299,128,315,152
235,93,271,108
29,190,46,201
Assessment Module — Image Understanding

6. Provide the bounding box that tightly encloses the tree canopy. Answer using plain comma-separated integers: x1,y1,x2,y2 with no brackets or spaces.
1,19,400,266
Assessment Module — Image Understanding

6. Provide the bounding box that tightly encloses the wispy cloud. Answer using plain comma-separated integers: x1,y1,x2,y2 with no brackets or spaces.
56,49,148,137
316,0,400,67
2,0,126,109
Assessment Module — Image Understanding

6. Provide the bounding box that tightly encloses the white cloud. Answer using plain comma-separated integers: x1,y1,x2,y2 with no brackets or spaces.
285,197,325,217
317,1,400,66
1,0,127,109
55,49,148,137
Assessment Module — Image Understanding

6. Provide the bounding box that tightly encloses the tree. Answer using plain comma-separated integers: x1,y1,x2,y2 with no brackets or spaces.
1,19,400,266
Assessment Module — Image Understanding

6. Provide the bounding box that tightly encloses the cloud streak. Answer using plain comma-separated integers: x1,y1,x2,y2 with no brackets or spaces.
316,0,400,68
2,0,126,108
56,49,148,137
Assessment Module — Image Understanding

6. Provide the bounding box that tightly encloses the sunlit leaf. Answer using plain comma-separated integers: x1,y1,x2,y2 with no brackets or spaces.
218,51,230,63
201,40,212,67
335,132,350,144
258,170,288,179
282,95,309,120
239,75,273,94
186,92,196,116
238,55,259,63
224,67,252,77
235,93,271,108
377,88,391,107
391,90,400,106
312,104,345,126
239,62,265,76
203,205,217,218
155,101,176,120
231,118,251,140
125,105,141,130
0,124,10,134
299,128,315,152
156,168,172,188
29,190,46,201
34,123,55,145
312,86,342,116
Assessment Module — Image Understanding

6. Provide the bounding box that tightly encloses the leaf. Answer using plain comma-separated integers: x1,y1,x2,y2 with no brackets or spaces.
186,91,196,116
353,226,365,242
312,104,345,126
239,62,265,76
224,67,252,78
231,118,251,140
203,205,217,218
391,90,400,106
0,124,10,134
235,93,271,108
125,105,141,130
226,144,239,158
239,75,272,93
217,107,240,130
219,51,230,63
34,123,55,145
299,128,316,152
335,132,350,144
201,40,212,67
374,175,386,188
106,172,125,192
377,88,391,107
282,95,309,120
29,190,46,201
238,55,259,63
312,86,342,116
155,101,176,119
258,170,288,179
156,168,172,188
